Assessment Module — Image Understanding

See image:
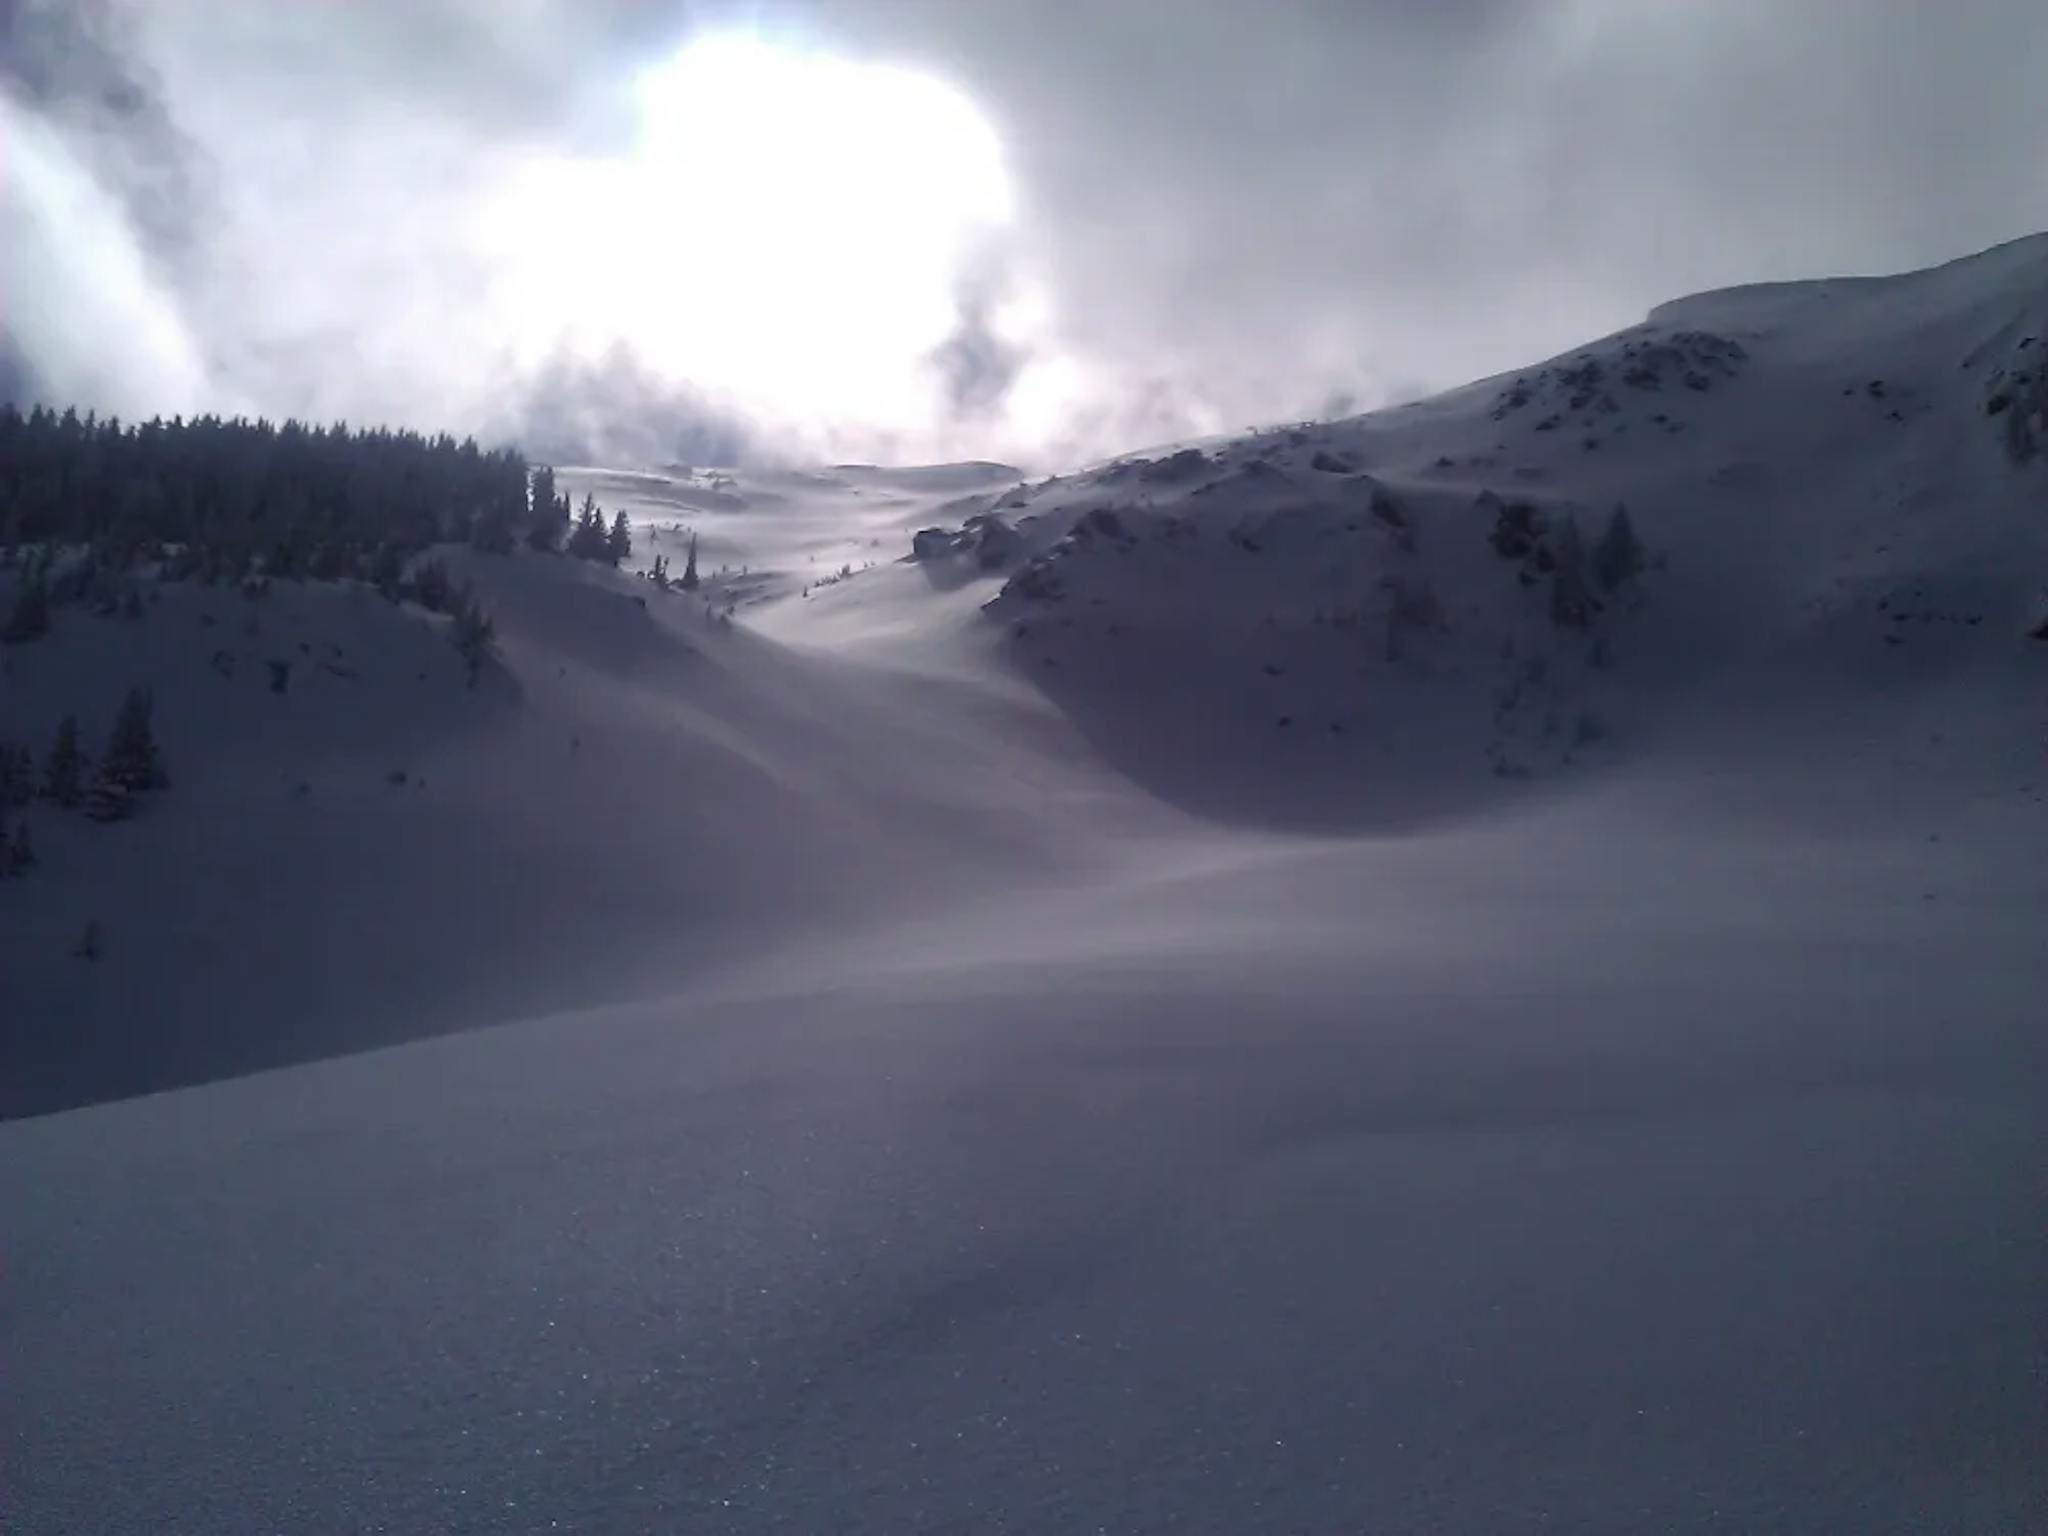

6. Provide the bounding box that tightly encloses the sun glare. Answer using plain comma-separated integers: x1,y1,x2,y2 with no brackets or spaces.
480,32,1022,442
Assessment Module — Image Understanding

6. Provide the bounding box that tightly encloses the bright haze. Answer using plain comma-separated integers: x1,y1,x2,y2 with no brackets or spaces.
6,0,2044,464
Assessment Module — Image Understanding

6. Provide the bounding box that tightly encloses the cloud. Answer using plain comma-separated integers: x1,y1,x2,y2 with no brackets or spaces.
5,0,2044,465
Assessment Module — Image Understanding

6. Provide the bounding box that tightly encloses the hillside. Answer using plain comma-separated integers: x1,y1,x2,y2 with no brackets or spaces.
4,236,2045,1533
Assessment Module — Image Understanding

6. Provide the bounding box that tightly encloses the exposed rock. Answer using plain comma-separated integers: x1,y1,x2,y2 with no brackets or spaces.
1137,448,1209,484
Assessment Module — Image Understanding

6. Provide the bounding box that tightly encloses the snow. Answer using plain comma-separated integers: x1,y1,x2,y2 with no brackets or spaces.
4,235,2047,1532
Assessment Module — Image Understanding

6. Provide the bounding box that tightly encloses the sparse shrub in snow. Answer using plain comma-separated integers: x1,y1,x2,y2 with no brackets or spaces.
1593,504,1646,592
1486,495,1544,560
1078,507,1134,545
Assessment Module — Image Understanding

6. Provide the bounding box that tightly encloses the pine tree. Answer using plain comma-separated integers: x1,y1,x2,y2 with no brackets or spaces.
567,495,607,560
680,531,700,591
43,716,84,807
101,686,167,793
526,467,565,552
1593,504,1645,592
524,468,557,552
606,511,632,567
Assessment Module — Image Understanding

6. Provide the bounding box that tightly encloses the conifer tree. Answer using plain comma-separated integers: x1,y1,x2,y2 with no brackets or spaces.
680,531,700,591
101,686,167,793
527,466,566,552
606,511,632,567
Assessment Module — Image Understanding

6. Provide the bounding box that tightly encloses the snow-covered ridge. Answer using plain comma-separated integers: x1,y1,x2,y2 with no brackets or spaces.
889,235,2047,823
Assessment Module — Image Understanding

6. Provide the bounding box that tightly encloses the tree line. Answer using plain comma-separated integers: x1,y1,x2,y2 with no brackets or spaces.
0,405,539,579
0,406,677,660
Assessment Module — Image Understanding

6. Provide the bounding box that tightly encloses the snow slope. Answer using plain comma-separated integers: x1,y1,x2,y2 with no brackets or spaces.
4,235,2046,1533
0,535,1178,1116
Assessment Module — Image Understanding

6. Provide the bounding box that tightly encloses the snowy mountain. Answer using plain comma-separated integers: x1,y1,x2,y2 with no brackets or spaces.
4,236,2045,1533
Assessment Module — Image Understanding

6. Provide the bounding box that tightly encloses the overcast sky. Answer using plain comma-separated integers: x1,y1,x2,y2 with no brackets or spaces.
6,0,2044,466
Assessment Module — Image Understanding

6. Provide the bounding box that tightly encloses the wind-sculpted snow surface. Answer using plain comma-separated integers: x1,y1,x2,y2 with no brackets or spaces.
4,236,2046,1533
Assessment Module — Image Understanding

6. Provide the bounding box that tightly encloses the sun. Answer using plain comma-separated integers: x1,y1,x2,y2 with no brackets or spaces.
479,32,1023,441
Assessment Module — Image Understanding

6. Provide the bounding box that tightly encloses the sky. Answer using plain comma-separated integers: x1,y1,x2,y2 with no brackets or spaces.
5,0,2045,468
